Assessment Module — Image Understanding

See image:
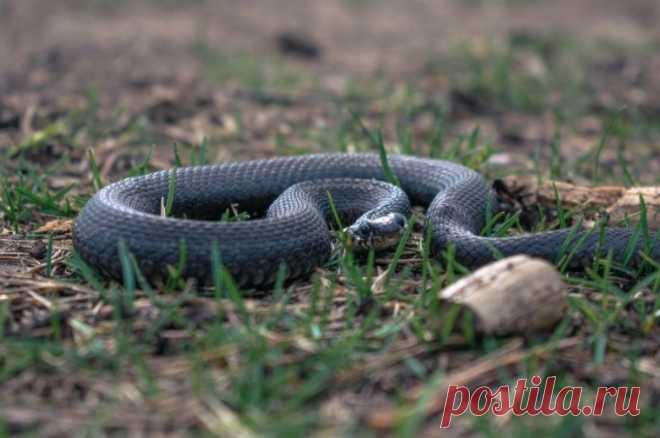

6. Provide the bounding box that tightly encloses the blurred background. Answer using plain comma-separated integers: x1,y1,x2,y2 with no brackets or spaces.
1,0,659,183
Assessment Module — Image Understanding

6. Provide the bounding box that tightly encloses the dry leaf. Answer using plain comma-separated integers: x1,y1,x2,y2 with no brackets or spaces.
501,175,624,208
35,219,73,234
606,187,660,228
501,176,660,229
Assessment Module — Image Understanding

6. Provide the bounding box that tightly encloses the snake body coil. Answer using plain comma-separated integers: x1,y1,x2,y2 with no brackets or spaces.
74,153,659,286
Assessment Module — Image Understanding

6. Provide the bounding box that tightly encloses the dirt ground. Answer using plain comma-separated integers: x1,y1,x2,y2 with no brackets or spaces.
1,0,660,436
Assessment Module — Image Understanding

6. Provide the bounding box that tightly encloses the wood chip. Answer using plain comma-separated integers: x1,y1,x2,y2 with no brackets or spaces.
439,255,568,335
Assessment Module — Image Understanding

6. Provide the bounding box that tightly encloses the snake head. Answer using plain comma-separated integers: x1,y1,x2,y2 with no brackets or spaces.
345,212,407,251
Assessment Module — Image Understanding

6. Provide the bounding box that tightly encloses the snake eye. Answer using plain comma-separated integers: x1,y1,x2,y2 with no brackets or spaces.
357,222,371,237
390,213,407,229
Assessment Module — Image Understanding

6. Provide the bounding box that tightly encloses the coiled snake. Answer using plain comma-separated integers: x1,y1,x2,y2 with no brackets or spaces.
74,153,659,287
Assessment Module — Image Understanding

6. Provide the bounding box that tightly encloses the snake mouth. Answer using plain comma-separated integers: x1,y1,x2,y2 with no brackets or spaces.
345,213,407,251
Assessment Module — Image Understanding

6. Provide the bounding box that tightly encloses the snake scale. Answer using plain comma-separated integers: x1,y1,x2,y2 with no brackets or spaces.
74,153,659,287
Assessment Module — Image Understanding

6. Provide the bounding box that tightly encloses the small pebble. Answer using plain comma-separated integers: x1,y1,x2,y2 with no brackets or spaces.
30,240,47,259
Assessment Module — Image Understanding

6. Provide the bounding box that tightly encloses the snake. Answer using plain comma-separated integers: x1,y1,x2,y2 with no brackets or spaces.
73,153,659,287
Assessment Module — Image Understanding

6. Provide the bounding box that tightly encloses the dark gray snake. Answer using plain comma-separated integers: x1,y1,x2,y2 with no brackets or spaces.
74,153,659,287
